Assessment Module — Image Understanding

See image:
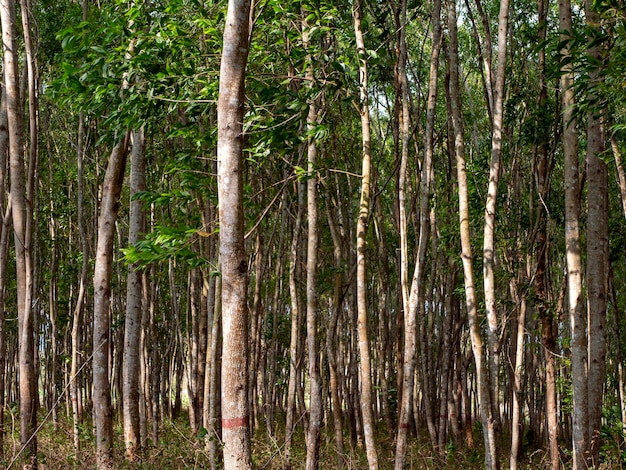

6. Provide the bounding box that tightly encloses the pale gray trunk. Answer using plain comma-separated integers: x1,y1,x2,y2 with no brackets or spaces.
1,0,36,464
93,134,129,469
584,0,608,464
217,0,253,465
446,0,497,466
482,0,509,431
0,86,10,460
353,0,378,467
509,277,526,470
71,111,88,452
123,127,146,461
285,179,304,467
559,0,587,467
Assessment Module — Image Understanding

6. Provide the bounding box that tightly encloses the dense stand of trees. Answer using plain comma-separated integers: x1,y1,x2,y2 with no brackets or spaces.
0,0,625,468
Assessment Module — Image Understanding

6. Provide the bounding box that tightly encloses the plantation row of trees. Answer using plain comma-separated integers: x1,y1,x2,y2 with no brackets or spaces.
0,0,625,468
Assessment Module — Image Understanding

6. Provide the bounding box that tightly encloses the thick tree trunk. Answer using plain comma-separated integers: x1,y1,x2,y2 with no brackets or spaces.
353,1,378,467
123,127,146,461
217,0,253,466
93,135,129,469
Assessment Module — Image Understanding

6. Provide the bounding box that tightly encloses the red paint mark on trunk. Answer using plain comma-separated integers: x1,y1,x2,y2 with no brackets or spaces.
222,416,249,429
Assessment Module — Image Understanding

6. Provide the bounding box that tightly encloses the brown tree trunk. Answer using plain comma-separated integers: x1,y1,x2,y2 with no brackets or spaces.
217,0,253,465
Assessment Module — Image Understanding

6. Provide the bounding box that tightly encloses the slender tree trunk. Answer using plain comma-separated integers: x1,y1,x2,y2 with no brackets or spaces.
208,270,222,469
612,135,626,218
217,0,253,465
353,1,378,467
394,0,413,458
446,0,497,466
559,0,587,467
304,78,322,470
535,1,559,466
123,126,146,461
584,1,608,463
285,180,304,469
1,0,36,464
71,112,88,452
509,277,527,470
0,90,10,461
93,134,129,469
326,199,345,466
301,8,322,469
482,0,509,432
395,0,442,464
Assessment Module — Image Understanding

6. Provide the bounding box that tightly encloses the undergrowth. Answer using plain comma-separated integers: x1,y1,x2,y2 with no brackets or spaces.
1,411,623,469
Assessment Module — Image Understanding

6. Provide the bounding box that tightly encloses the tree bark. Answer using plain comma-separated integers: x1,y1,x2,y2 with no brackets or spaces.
559,0,587,467
584,1,608,464
395,0,442,464
1,0,36,464
285,179,304,468
93,134,130,469
353,0,379,467
123,126,146,461
446,0,498,466
217,0,253,465
482,0,509,432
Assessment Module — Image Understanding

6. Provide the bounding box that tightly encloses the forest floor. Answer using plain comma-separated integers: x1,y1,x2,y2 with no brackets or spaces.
2,412,623,469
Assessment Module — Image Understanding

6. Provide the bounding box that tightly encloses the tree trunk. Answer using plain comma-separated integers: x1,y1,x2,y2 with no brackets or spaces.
584,0,608,464
482,0,509,432
509,277,527,470
0,89,10,461
1,0,36,464
446,0,497,466
559,0,587,467
353,1,378,467
285,179,304,468
123,126,146,461
93,134,129,469
217,0,253,465
395,0,442,464
301,8,323,469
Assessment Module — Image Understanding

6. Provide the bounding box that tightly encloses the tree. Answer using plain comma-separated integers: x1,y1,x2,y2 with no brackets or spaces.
123,126,146,461
446,0,497,466
559,0,587,467
353,0,379,467
1,0,37,464
217,0,254,466
93,134,130,468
